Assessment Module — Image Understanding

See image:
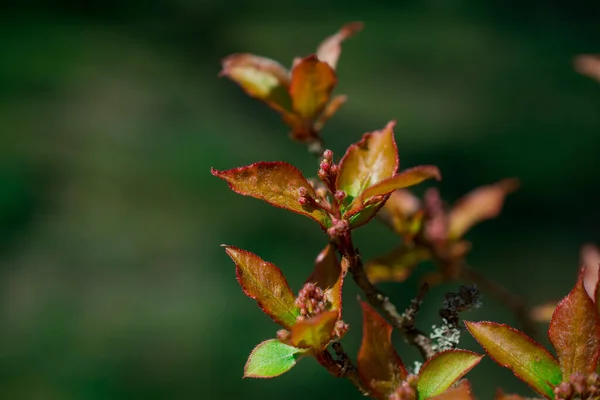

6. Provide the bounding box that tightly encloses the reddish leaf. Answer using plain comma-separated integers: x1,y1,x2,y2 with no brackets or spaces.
447,179,519,239
380,189,421,235
316,22,364,69
315,94,347,130
357,302,406,397
581,243,600,299
529,301,558,323
574,54,600,82
465,321,562,399
358,165,442,205
495,389,526,400
417,350,483,399
224,246,299,329
211,162,331,229
337,121,399,200
306,244,343,315
289,311,338,350
219,53,292,113
429,380,474,400
548,267,600,377
365,246,430,284
289,55,336,120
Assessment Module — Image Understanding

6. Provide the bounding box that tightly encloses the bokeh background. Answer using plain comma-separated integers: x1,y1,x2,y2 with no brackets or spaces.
1,1,599,399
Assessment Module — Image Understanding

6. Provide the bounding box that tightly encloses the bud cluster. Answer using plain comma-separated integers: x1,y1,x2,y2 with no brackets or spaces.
317,149,340,195
555,372,600,400
327,217,349,238
298,186,316,207
295,283,328,319
334,319,349,338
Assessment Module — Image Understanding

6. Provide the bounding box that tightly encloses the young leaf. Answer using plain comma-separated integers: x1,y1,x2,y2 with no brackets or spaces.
337,121,399,200
447,179,519,239
548,267,600,377
315,94,347,129
574,54,600,82
306,244,343,315
429,380,474,400
289,55,336,120
224,246,299,329
357,302,407,397
365,246,430,284
316,22,364,69
417,350,483,399
465,321,562,399
244,339,308,378
219,54,292,113
211,162,331,229
380,189,421,235
358,165,442,206
289,311,338,350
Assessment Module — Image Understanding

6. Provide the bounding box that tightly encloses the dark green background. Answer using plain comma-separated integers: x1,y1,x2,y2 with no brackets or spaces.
1,1,599,399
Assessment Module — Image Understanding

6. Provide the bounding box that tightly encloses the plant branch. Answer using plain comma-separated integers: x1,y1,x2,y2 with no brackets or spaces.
315,346,370,396
337,231,435,360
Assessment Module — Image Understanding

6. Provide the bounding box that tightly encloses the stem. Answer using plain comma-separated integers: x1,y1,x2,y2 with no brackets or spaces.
315,348,370,396
338,231,435,360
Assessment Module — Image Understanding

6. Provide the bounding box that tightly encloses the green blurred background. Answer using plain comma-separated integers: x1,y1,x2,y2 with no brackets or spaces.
1,1,599,399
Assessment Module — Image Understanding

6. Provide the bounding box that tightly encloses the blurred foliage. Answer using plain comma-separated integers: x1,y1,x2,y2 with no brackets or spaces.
0,1,599,399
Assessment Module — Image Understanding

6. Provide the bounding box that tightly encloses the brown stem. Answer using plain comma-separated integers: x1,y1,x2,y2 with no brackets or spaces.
338,232,435,360
315,348,370,396
460,265,537,338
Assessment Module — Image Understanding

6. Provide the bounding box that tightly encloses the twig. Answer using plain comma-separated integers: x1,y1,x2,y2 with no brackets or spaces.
315,346,370,396
331,342,370,396
338,231,435,360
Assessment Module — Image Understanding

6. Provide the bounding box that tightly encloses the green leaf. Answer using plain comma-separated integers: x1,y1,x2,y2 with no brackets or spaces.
289,55,336,120
289,311,338,350
429,380,474,400
244,339,308,378
357,165,441,206
316,22,363,69
224,246,299,329
337,121,399,200
465,321,562,399
211,162,331,229
357,302,406,398
548,266,600,377
306,244,343,315
417,350,483,399
447,179,519,239
219,53,292,113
